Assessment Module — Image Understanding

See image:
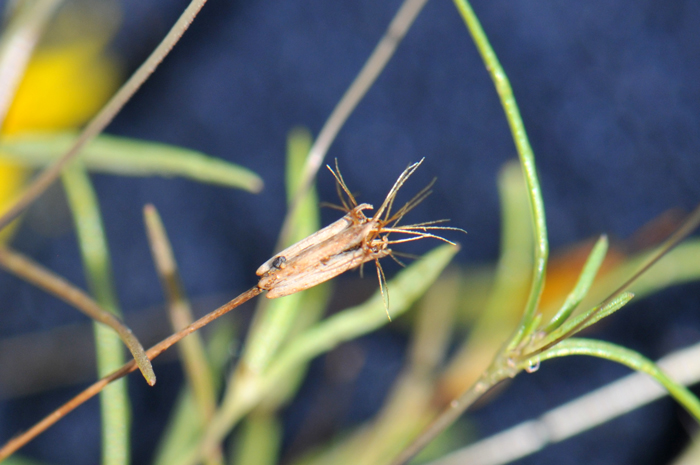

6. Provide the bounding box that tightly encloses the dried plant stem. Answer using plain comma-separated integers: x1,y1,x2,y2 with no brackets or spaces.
0,0,209,233
0,286,261,462
0,245,154,385
279,0,429,247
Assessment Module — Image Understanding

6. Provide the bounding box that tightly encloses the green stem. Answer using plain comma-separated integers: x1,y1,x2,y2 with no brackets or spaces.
452,0,548,347
62,160,130,465
143,205,221,465
533,339,700,422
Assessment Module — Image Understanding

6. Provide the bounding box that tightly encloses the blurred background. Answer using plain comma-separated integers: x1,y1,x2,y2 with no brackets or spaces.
1,1,699,464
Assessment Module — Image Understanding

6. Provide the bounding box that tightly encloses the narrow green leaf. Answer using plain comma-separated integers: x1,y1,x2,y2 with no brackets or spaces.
61,160,130,465
544,235,609,332
471,161,533,333
577,239,700,311
0,132,263,192
153,323,236,465
538,292,634,349
533,338,700,422
576,292,634,333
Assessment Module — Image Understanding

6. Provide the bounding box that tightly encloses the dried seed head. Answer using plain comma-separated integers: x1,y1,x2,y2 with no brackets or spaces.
257,159,466,318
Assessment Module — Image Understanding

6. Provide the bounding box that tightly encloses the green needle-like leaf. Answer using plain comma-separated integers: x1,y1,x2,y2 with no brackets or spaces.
61,160,131,465
538,292,634,350
544,235,609,332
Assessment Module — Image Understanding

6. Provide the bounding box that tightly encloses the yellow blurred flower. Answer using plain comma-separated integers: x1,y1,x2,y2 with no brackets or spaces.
0,29,121,242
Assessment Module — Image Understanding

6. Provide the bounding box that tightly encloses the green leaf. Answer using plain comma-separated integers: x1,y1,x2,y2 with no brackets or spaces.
544,235,609,332
0,132,263,192
192,245,459,465
538,292,634,349
231,413,282,465
61,160,131,465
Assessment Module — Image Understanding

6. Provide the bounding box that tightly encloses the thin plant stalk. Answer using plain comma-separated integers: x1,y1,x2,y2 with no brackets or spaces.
0,286,262,461
392,370,504,465
278,0,430,247
0,0,209,232
229,129,324,464
61,161,131,465
0,245,154,384
547,203,700,349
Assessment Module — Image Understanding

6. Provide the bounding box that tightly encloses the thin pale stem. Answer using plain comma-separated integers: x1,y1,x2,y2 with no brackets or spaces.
277,0,430,248
62,161,131,465
0,0,209,232
0,286,262,462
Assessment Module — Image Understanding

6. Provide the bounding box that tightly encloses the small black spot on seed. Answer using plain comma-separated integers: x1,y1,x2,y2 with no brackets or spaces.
272,256,287,269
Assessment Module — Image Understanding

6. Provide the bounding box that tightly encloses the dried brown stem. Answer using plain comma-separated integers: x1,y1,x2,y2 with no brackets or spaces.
0,286,262,461
0,245,155,385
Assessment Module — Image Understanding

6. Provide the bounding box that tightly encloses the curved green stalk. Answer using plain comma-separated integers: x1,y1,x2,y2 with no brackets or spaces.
532,339,700,422
452,0,548,348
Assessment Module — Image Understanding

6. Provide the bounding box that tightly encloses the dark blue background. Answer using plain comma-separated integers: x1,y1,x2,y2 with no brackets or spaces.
2,1,700,464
